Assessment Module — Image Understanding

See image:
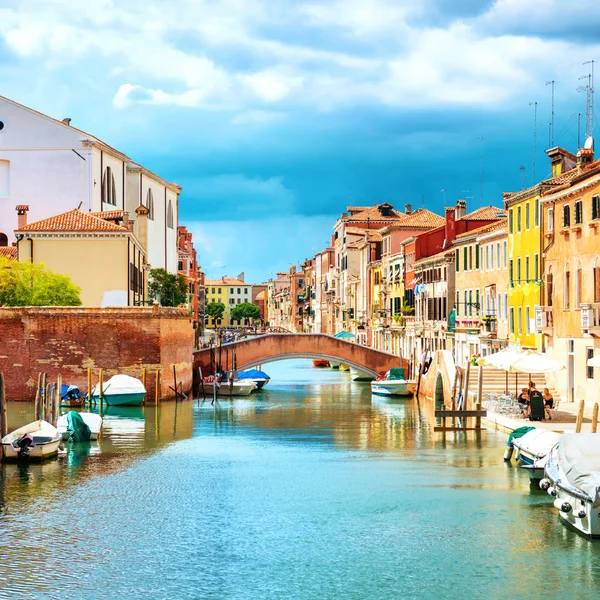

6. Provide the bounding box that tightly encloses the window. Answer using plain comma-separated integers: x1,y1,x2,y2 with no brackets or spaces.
0,232,7,247
534,254,539,280
455,249,460,272
576,264,582,308
574,200,583,224
0,160,9,198
503,241,507,267
456,291,460,316
237,299,241,304
237,288,241,294
526,306,530,334
518,307,523,334
525,256,530,282
218,288,221,294
463,247,467,270
594,260,600,302
468,290,473,316
178,261,183,271
546,268,553,306
167,200,174,229
563,204,570,228
509,259,514,284
517,206,522,232
245,288,248,294
146,189,155,220
593,195,600,220
548,207,554,232
588,348,595,379
469,246,473,270
475,244,479,269
509,208,514,233
229,298,234,304
504,294,508,322
535,198,540,227
475,289,480,315
464,291,468,316
517,257,521,282
485,246,489,270
510,307,515,334
102,166,117,206
564,265,571,310
525,202,530,230
496,243,500,269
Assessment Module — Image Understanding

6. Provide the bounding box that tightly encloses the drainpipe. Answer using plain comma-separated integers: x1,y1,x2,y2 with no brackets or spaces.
28,238,33,263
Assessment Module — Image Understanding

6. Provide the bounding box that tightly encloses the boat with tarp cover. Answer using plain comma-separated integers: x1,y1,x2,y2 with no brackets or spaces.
505,428,561,484
57,412,103,441
541,433,600,537
237,369,271,390
92,374,146,406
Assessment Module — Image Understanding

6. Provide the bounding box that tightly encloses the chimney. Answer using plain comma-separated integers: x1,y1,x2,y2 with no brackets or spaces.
405,203,412,215
62,118,72,126
134,204,149,255
577,147,594,172
16,205,29,230
546,147,577,177
455,200,466,220
237,272,245,282
445,206,456,247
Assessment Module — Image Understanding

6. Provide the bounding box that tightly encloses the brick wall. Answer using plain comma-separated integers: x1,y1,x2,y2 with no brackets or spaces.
0,306,194,401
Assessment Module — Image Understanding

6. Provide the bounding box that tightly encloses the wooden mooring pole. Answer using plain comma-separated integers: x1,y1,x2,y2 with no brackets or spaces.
576,399,585,433
0,373,8,441
34,372,42,421
52,374,61,427
592,402,599,433
142,368,147,405
155,369,161,404
87,368,92,407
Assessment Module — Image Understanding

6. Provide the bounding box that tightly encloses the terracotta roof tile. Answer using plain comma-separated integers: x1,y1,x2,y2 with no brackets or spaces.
0,247,17,260
205,277,248,286
454,218,507,241
394,209,445,229
17,209,129,233
90,210,125,220
543,159,600,185
460,206,506,221
344,204,404,222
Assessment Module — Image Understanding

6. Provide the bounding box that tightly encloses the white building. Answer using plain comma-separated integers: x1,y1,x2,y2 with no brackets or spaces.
0,96,180,273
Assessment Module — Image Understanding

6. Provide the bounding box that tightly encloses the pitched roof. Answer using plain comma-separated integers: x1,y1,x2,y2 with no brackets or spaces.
344,204,404,222
454,218,507,241
17,209,129,233
205,277,248,286
394,209,445,229
91,210,125,220
0,247,17,260
543,158,600,185
460,206,506,221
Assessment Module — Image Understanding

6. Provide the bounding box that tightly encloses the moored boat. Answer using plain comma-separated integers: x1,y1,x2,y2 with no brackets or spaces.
371,368,411,396
350,368,375,382
57,412,103,441
329,361,341,369
312,359,330,368
541,433,600,537
237,369,271,390
339,364,350,371
60,384,86,407
1,420,62,461
510,428,561,484
92,374,146,406
204,380,257,397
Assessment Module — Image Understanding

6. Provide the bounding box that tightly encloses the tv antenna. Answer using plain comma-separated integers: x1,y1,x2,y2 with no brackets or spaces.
546,80,555,147
519,166,526,191
476,137,484,207
578,60,595,140
572,113,582,148
529,102,538,184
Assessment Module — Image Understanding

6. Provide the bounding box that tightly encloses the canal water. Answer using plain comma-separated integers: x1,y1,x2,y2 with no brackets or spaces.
0,359,599,599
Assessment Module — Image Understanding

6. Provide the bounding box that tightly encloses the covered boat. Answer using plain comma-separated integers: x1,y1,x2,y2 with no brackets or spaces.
509,428,561,483
237,369,271,390
92,374,146,406
371,368,411,396
541,433,600,537
60,384,86,407
312,359,330,368
350,368,375,382
204,379,257,397
57,412,103,441
2,420,61,461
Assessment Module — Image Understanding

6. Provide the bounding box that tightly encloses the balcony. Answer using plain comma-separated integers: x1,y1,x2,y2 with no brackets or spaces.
535,306,553,335
581,303,600,335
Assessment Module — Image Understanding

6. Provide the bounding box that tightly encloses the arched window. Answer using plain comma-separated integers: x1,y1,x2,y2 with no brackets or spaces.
563,204,570,228
546,266,553,307
167,199,174,229
0,232,8,247
146,189,154,220
102,167,117,206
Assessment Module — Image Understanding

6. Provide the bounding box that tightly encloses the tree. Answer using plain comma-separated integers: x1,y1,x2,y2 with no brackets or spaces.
230,301,261,323
149,268,188,307
0,258,81,306
205,301,225,321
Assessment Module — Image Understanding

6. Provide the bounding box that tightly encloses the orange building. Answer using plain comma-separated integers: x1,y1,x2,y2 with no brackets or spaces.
539,145,600,403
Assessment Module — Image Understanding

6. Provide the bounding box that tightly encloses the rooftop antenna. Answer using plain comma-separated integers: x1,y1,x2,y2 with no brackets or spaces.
584,60,595,139
529,102,538,184
540,122,552,149
572,113,582,148
546,80,555,147
476,137,484,207
519,166,526,191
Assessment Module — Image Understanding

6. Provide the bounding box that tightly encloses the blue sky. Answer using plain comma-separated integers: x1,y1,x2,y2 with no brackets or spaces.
1,0,599,283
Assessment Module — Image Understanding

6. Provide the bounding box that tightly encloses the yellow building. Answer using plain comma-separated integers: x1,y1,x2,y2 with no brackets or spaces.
205,276,253,327
15,206,148,306
505,188,543,349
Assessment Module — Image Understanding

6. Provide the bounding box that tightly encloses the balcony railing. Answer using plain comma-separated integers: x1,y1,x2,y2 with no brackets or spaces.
581,303,600,333
535,306,553,334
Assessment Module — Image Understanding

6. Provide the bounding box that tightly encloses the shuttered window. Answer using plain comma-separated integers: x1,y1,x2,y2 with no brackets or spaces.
575,200,583,224
563,204,571,227
592,195,600,220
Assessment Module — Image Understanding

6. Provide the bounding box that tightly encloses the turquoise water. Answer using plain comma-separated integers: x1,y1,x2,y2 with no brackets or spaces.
1,359,599,599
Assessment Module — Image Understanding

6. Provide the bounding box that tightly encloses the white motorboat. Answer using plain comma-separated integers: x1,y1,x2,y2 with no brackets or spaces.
57,412,103,441
1,420,62,460
92,374,146,406
350,368,375,382
204,380,257,397
329,361,341,369
371,368,412,396
541,433,600,537
510,428,561,484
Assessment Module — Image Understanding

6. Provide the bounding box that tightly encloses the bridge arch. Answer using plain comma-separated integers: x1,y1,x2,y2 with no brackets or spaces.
194,334,407,380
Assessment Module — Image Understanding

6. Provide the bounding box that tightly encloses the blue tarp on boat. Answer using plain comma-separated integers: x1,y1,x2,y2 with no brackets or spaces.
61,384,84,401
238,369,270,381
334,330,355,340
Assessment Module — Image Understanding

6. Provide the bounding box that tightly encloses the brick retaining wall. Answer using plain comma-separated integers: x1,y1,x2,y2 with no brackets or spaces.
0,306,194,401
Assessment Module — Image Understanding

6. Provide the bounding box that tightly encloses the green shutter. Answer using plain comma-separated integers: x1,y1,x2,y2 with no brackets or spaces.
475,244,480,269
455,249,459,272
463,247,467,270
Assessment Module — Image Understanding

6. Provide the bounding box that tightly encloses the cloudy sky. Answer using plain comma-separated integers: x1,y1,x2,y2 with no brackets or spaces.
1,0,599,282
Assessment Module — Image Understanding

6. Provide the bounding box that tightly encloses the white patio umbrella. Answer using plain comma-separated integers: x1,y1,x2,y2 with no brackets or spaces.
477,349,522,370
587,355,600,368
505,350,564,375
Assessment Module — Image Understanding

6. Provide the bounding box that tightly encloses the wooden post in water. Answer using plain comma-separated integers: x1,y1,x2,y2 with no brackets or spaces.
173,365,178,402
34,372,42,421
476,365,484,428
53,374,61,426
0,373,8,442
44,382,52,421
462,361,471,411
155,369,161,404
475,402,482,429
87,368,92,407
98,369,104,402
592,402,599,433
142,368,147,405
576,399,585,433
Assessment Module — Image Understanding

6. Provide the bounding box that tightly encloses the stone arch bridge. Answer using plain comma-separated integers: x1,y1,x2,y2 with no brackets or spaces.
193,334,407,380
